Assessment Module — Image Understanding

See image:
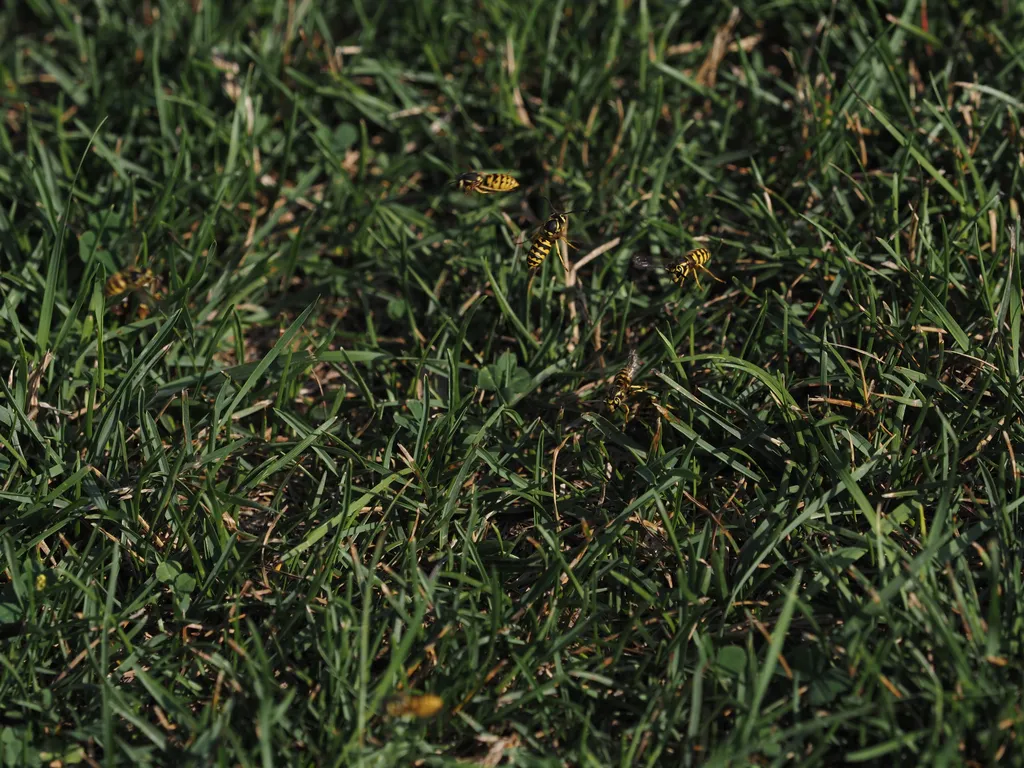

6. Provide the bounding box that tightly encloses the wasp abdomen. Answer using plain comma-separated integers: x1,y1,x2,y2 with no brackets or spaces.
527,237,554,271
478,173,519,193
454,171,519,195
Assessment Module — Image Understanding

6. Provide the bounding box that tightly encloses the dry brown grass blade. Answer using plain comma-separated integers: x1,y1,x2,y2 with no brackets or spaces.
695,7,742,88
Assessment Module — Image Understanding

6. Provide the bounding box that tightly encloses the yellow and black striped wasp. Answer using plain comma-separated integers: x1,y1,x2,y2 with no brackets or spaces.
386,693,444,720
525,199,587,273
667,247,723,289
606,348,649,417
633,247,723,290
600,348,673,446
104,266,164,320
451,170,519,195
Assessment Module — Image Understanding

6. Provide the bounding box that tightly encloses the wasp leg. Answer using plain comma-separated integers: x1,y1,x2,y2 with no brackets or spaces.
555,239,570,273
697,263,724,283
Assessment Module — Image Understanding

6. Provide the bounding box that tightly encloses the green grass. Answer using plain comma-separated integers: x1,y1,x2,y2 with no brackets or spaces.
2,0,1023,765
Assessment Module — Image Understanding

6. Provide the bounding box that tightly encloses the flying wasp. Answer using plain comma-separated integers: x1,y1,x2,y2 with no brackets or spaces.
606,348,648,417
104,266,164,320
386,693,444,720
630,247,723,290
104,266,158,298
666,247,723,289
451,170,519,195
525,199,585,273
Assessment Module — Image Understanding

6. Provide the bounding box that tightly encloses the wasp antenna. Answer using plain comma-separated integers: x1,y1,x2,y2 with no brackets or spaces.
561,206,590,217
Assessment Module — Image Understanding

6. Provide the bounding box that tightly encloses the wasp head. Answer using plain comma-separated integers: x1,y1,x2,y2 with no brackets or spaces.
454,172,482,193
543,214,567,236
668,262,690,280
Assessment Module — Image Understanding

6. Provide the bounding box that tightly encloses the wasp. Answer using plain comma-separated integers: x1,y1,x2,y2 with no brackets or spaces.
606,348,649,417
526,200,585,272
667,247,723,288
631,247,723,290
104,266,163,320
452,170,519,195
386,693,444,720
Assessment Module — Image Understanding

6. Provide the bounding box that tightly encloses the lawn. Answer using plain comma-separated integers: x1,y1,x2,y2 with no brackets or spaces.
1,0,1023,765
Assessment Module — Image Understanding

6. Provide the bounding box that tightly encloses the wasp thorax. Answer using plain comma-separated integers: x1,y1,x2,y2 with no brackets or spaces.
544,219,563,235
